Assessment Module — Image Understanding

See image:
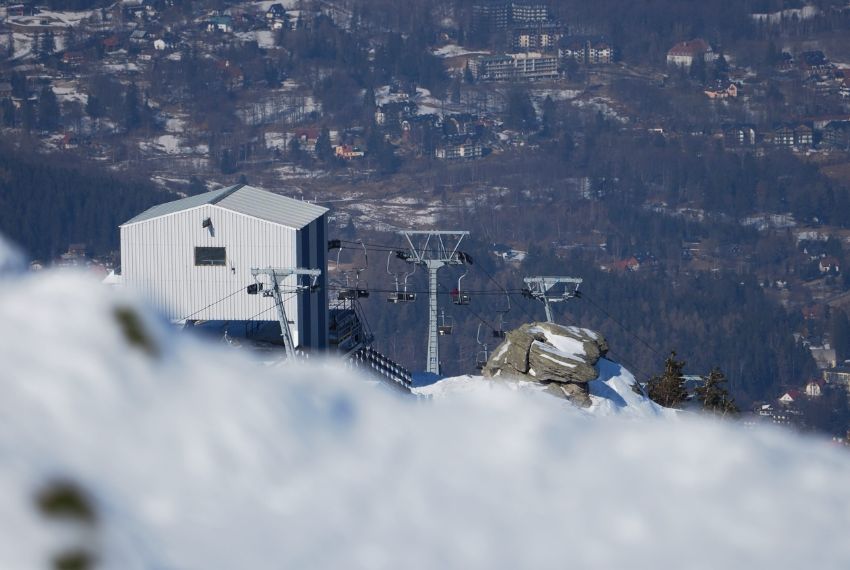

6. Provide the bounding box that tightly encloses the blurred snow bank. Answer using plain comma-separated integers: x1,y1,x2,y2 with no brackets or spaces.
2,264,850,569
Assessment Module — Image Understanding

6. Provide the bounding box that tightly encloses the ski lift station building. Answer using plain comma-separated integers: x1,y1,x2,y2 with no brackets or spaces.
119,184,329,350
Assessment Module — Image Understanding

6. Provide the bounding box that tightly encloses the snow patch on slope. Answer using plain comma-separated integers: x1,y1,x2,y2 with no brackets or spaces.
418,358,671,419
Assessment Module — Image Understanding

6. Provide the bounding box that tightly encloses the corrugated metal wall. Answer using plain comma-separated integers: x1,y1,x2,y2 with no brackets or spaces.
120,204,326,348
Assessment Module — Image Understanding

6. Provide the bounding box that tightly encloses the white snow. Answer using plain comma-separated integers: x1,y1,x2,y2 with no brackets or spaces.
252,0,298,10
51,84,88,105
164,117,186,133
3,259,850,568
139,135,206,156
431,44,490,59
255,30,275,49
417,358,667,419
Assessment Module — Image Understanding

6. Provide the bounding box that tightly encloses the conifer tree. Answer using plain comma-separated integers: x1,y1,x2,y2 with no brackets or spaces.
1,98,15,128
695,368,738,417
21,100,36,133
830,309,850,363
647,351,687,408
123,83,141,132
463,62,474,84
38,85,60,132
315,126,333,162
450,76,461,104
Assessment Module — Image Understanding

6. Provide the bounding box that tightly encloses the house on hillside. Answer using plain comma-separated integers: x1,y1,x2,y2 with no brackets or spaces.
819,256,840,273
823,366,850,386
206,15,234,33
824,121,850,149
511,23,563,51
435,135,483,160
723,124,757,147
779,389,801,405
666,39,716,68
559,36,613,65
805,379,825,397
471,52,559,80
119,184,329,350
799,50,833,78
612,257,640,272
334,144,364,160
704,82,738,99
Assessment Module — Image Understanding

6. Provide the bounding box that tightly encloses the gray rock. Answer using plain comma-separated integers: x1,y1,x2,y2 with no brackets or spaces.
483,322,607,408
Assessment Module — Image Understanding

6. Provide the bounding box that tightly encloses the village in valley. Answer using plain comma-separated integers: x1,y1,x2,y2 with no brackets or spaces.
7,0,850,436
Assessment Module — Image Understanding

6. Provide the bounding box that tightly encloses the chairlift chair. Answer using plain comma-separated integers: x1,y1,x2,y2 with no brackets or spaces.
475,324,489,370
336,241,370,302
451,270,471,305
475,350,488,370
492,290,511,338
438,310,454,336
387,251,416,303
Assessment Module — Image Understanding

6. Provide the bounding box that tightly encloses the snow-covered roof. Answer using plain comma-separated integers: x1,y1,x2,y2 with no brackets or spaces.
121,184,328,229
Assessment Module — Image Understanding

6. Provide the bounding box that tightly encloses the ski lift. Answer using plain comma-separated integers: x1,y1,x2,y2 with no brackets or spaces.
438,310,454,336
475,323,489,370
492,291,511,339
451,269,471,305
336,241,370,301
387,251,416,303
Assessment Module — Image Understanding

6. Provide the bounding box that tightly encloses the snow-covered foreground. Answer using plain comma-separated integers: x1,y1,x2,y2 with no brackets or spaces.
2,239,850,568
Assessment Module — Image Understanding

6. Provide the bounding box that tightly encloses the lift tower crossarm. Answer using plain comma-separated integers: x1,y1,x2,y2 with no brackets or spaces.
523,276,583,324
251,267,322,360
398,230,470,376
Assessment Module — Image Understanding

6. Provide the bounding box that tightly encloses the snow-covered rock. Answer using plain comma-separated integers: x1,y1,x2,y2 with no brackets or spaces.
3,250,850,568
483,322,612,407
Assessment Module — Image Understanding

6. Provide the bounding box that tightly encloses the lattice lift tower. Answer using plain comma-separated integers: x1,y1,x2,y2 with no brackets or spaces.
523,276,583,324
249,267,322,360
398,230,470,376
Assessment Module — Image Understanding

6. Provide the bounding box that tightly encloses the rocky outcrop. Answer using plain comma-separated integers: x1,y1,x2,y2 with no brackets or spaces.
483,322,608,408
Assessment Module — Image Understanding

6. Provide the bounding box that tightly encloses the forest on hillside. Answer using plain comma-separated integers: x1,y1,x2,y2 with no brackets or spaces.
0,144,167,261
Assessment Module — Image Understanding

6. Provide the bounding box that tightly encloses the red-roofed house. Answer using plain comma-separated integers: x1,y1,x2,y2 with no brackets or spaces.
667,39,716,68
779,389,801,405
612,257,641,272
819,256,840,274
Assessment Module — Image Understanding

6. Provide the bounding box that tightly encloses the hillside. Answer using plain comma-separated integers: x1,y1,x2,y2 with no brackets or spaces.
3,235,850,568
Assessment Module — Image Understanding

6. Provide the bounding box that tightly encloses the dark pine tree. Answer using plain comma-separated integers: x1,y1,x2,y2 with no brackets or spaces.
647,352,687,409
123,83,141,132
11,72,27,98
315,126,333,163
21,100,36,132
1,98,14,127
830,308,850,364
540,95,556,138
505,87,537,132
38,85,60,132
85,94,102,120
463,62,474,84
695,368,738,417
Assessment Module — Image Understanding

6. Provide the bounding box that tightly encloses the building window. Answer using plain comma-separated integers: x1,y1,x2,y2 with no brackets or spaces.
195,247,226,266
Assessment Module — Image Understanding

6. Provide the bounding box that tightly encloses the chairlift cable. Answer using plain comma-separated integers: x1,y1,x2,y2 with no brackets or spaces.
177,284,251,322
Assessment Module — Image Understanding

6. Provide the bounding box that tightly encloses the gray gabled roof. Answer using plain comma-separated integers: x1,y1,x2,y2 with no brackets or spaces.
121,184,328,229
